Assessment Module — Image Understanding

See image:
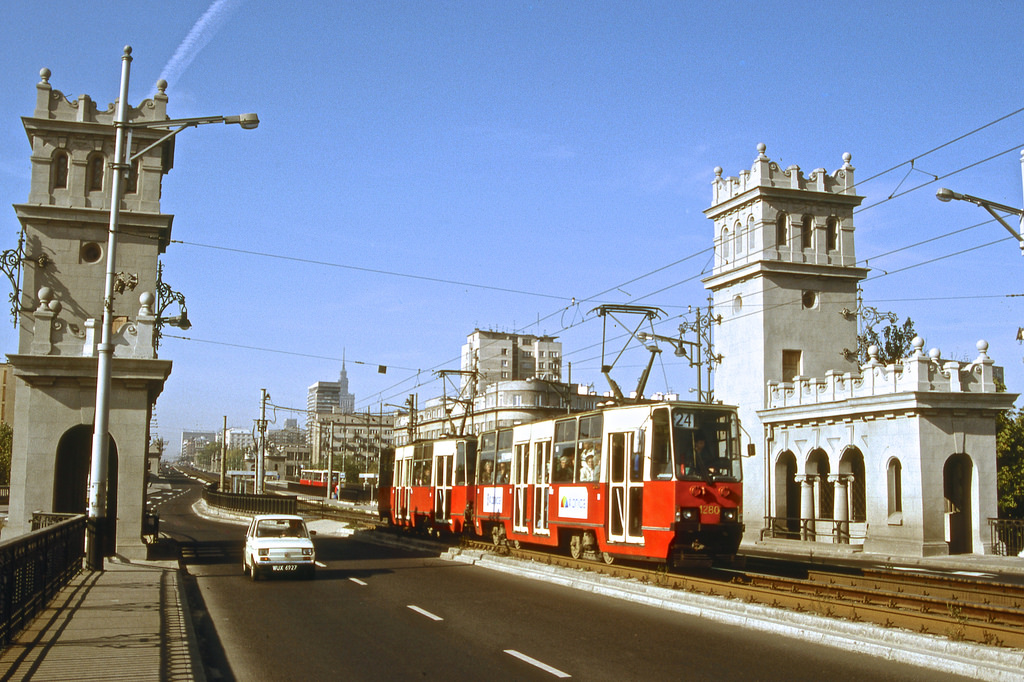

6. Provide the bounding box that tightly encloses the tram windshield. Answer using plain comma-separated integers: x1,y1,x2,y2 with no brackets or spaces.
653,407,741,482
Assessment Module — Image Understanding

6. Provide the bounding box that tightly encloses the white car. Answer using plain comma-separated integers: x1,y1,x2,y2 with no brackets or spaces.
243,514,316,580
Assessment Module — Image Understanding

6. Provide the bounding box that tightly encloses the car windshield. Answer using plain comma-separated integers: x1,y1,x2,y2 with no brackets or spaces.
255,519,309,538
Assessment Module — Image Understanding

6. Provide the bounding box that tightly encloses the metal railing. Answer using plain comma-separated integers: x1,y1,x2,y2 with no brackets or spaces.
989,518,1024,556
0,513,85,648
203,487,297,516
761,515,867,544
0,485,9,504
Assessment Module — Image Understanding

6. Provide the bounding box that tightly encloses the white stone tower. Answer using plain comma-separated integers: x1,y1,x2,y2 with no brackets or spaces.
702,144,868,540
3,69,174,558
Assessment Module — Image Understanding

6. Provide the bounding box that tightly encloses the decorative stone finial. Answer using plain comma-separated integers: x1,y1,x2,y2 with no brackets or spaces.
911,336,925,356
975,339,993,365
47,299,61,314
139,291,155,317
867,345,879,363
39,68,51,84
756,143,768,160
156,79,167,95
842,152,853,170
928,347,942,361
37,287,53,304
714,166,722,178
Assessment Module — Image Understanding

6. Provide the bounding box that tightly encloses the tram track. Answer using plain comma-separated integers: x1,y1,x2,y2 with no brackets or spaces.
459,539,1024,650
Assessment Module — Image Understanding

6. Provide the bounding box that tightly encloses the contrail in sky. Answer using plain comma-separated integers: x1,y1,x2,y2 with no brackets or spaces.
153,0,245,94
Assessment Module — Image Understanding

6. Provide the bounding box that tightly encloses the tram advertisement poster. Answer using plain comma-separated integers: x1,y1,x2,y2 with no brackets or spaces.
558,488,588,519
482,487,503,514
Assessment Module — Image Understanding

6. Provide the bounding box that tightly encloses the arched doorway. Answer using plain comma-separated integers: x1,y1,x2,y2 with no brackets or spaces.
838,447,866,522
943,454,973,555
774,451,800,538
53,425,118,553
806,449,832,521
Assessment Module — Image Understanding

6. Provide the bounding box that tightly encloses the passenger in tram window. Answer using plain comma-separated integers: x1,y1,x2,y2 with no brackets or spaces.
580,453,597,482
479,460,494,484
496,461,510,484
554,454,574,482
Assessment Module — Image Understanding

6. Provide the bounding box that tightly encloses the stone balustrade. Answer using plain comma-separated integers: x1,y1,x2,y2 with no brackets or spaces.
766,337,999,409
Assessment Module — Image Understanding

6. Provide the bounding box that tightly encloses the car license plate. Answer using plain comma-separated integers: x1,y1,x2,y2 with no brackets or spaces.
272,565,297,572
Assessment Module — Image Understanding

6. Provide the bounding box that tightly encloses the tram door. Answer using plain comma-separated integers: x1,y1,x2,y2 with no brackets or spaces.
513,443,530,534
395,454,412,523
608,431,644,544
434,450,453,523
533,441,550,535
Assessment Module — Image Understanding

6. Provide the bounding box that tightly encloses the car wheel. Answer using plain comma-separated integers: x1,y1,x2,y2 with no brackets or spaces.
249,560,260,581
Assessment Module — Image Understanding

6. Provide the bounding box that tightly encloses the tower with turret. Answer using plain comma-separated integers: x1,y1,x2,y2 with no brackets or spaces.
3,68,175,557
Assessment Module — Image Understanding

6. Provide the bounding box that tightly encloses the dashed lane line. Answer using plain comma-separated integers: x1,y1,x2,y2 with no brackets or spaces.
504,650,571,678
349,577,368,586
407,605,443,621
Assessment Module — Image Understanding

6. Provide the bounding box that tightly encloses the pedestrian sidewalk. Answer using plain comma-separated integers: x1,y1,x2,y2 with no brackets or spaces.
0,557,205,682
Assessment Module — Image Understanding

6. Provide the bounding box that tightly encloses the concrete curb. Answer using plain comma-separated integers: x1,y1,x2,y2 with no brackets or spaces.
444,548,1024,682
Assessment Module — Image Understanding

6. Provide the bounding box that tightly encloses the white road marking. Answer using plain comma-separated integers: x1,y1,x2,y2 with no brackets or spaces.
504,650,571,678
349,577,367,586
315,561,328,567
407,605,443,621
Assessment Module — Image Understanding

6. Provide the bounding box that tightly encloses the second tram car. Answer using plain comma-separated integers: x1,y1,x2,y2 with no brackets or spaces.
388,399,743,566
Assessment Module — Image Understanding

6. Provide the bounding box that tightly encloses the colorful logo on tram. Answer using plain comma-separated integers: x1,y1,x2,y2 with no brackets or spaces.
558,487,588,519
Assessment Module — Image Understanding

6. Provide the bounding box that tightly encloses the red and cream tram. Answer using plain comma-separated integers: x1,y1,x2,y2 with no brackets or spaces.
388,399,743,566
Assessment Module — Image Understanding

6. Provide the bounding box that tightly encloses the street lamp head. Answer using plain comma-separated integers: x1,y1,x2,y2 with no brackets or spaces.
225,113,260,130
935,187,959,202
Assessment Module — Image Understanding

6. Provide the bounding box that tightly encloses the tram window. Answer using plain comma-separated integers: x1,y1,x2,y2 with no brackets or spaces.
610,433,625,483
496,430,513,484
553,418,578,482
578,415,602,482
478,432,496,484
455,442,466,485
651,409,672,479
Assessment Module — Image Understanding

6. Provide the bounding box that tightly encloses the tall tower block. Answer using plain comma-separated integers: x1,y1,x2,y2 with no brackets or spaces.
702,144,868,540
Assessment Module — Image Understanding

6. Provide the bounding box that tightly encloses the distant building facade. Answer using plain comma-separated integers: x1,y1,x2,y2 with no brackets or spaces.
461,330,562,392
307,361,356,417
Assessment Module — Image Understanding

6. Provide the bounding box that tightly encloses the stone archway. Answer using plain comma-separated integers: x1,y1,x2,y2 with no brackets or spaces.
53,425,118,553
943,453,973,555
774,451,800,537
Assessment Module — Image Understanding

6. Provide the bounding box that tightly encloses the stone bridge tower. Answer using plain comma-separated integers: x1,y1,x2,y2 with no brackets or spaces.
3,68,174,559
702,144,868,541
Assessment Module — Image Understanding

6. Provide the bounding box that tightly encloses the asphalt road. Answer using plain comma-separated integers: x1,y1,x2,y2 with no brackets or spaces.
152,471,977,681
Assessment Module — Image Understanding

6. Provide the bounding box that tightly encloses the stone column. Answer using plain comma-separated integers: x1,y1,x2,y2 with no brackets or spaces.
832,475,850,544
800,475,817,541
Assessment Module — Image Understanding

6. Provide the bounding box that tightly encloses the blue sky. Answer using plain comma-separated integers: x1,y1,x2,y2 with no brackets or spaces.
2,2,1023,456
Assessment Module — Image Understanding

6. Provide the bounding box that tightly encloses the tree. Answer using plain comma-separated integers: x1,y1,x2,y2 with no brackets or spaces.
858,311,917,365
996,406,1024,519
0,422,11,485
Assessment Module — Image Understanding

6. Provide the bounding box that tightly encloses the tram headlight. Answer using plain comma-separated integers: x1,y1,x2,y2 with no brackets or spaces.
676,507,699,522
722,508,738,522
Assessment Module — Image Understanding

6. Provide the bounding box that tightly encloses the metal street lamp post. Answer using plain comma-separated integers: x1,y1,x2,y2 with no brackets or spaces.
935,151,1024,256
86,46,258,570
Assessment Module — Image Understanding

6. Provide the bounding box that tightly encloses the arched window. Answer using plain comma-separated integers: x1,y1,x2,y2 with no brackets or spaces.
801,215,813,250
775,212,788,247
774,451,800,537
86,153,105,192
826,216,839,252
735,220,744,255
721,227,730,262
747,216,756,251
887,458,902,517
52,151,69,190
